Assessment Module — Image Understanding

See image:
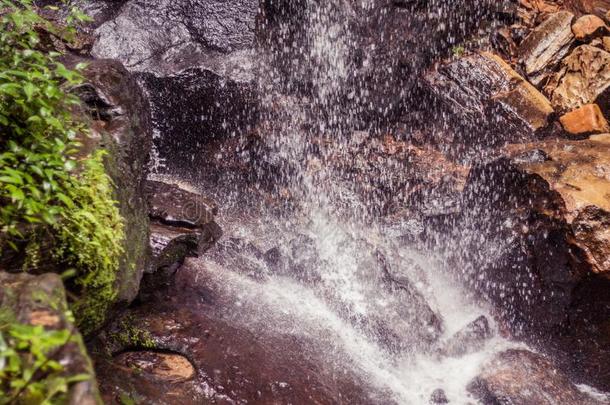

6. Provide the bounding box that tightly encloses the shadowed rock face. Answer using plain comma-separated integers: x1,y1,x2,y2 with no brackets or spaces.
71,58,153,307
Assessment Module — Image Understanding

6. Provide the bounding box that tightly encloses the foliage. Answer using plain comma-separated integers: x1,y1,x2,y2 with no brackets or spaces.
54,151,125,335
0,323,89,404
0,0,124,333
451,45,466,57
0,0,88,242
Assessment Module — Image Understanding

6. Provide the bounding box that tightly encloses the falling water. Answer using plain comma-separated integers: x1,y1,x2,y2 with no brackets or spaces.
158,1,528,404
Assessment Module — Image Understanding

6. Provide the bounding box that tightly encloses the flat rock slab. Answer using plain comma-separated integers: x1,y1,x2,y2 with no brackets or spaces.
146,180,217,228
93,259,378,404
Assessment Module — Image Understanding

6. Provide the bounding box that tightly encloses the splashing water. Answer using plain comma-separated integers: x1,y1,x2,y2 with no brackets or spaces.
167,1,526,403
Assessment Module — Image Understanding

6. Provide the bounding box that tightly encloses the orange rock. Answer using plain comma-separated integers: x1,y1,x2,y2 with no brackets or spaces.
560,103,610,134
572,14,609,40
604,36,610,51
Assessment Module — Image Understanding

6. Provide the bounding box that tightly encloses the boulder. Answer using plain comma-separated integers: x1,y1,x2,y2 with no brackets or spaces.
90,0,259,177
438,316,493,358
144,180,222,275
519,11,575,85
560,103,610,134
507,135,610,275
73,59,153,307
424,52,554,147
0,272,101,404
566,0,610,18
572,14,609,40
429,389,449,404
546,44,610,112
467,349,604,404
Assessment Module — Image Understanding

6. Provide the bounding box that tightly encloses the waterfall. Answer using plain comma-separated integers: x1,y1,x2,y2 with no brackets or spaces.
171,1,522,403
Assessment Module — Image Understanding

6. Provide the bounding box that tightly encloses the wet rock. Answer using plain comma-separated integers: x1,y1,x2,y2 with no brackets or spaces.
451,136,610,388
507,135,610,275
439,316,493,358
374,249,444,351
424,52,554,147
144,180,222,276
148,223,200,273
91,0,258,75
145,180,217,228
73,58,152,307
0,273,101,404
572,14,609,40
519,11,575,85
430,388,449,404
92,262,376,404
260,0,516,128
560,103,610,134
89,0,259,177
546,44,610,112
467,349,604,404
113,351,196,382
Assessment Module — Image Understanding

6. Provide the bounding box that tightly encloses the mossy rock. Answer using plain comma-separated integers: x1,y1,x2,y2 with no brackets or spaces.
0,272,102,404
67,58,153,332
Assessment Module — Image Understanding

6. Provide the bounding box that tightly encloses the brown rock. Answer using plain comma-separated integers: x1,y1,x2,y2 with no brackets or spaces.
560,103,610,134
468,350,604,404
114,352,196,382
508,135,610,274
572,14,609,40
566,0,610,18
547,45,610,112
519,11,575,85
145,180,218,228
603,35,610,50
424,52,554,145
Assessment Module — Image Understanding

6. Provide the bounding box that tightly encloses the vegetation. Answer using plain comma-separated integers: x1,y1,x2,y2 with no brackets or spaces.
54,151,124,334
0,323,89,404
0,0,124,330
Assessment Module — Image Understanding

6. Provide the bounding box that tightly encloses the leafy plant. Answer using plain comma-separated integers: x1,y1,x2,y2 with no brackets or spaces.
0,324,89,404
0,0,88,243
0,1,125,334
451,45,466,57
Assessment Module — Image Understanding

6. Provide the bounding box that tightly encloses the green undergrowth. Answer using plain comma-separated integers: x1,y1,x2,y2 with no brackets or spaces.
53,150,124,335
0,0,124,332
0,323,89,404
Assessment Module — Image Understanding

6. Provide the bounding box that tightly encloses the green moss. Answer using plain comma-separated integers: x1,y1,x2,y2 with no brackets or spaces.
109,316,155,350
53,150,125,335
